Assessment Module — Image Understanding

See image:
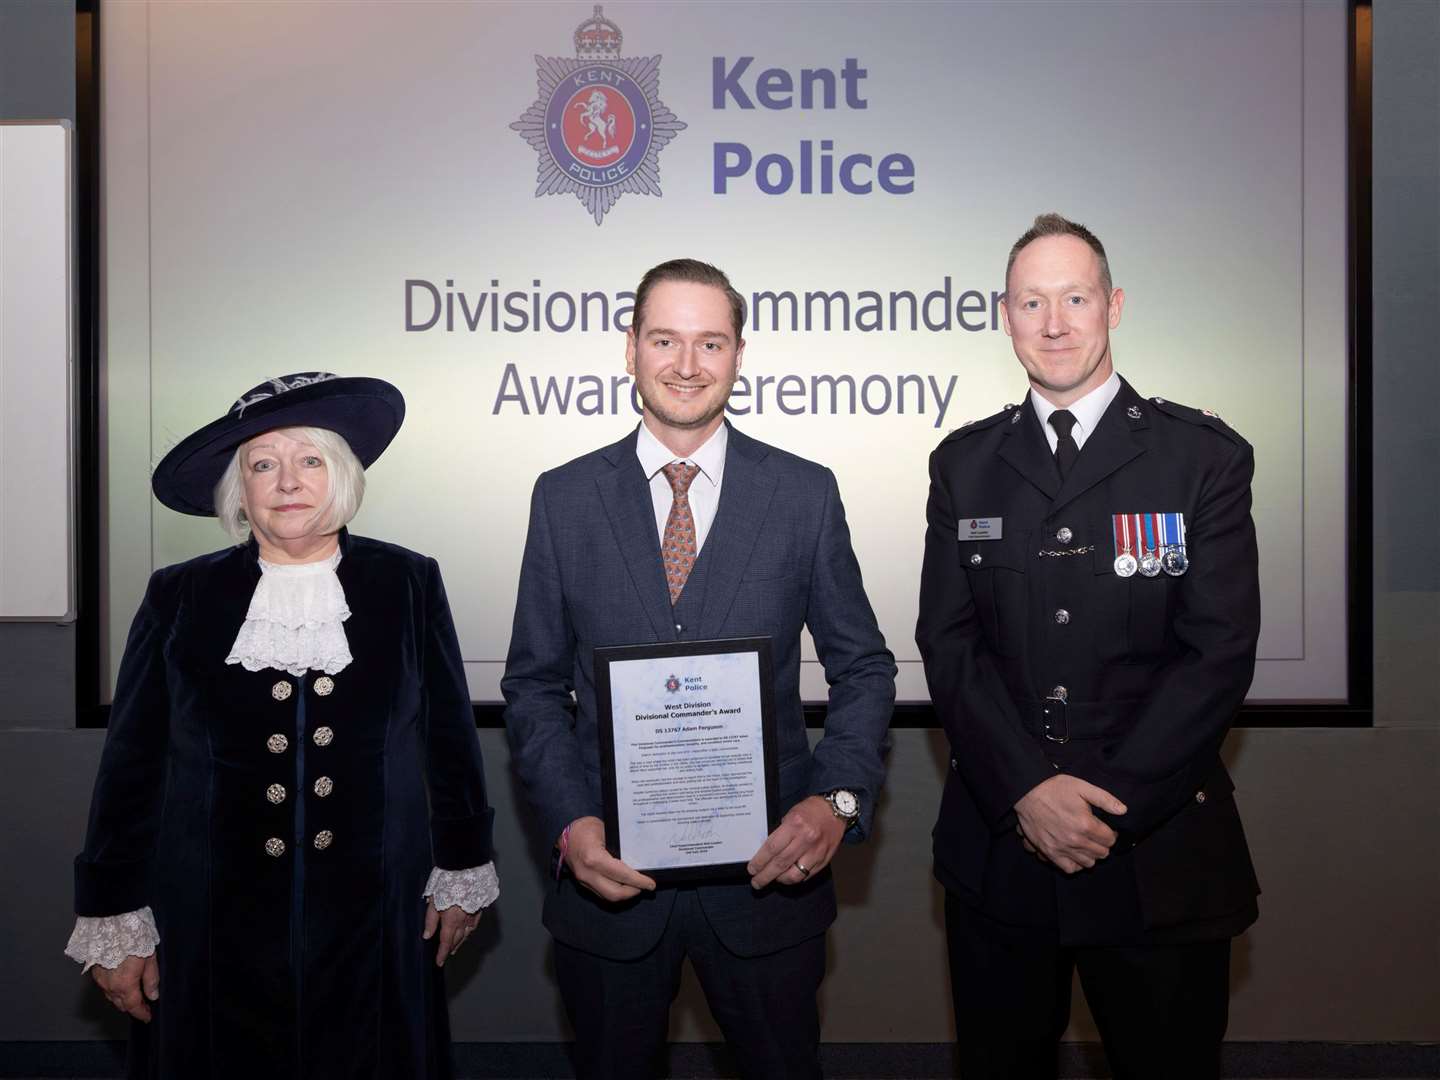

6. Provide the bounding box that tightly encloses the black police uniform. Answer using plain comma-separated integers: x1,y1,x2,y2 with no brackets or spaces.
916,377,1260,1079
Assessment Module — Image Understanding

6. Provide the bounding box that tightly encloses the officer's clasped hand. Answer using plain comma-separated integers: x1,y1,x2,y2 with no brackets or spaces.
1015,775,1128,874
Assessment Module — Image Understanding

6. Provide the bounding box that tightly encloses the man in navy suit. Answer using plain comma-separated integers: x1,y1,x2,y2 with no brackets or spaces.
503,258,896,1079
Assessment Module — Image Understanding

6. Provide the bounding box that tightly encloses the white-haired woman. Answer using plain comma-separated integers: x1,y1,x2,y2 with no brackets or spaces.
66,374,497,1080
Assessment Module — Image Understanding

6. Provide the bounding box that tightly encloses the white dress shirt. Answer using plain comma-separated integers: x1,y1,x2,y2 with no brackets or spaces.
635,420,727,555
1029,371,1122,452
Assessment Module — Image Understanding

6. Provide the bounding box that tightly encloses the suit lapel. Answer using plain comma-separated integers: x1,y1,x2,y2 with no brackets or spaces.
696,426,777,637
595,430,676,642
997,398,1061,501
1049,378,1149,515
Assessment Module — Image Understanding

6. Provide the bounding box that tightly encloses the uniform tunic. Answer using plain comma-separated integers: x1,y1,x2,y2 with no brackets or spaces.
75,531,494,1079
917,378,1260,945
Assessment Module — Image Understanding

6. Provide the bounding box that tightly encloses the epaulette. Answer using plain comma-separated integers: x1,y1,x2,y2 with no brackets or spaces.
938,402,1022,447
1147,396,1247,445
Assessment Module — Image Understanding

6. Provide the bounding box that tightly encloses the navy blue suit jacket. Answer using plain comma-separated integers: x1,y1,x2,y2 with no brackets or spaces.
503,423,895,959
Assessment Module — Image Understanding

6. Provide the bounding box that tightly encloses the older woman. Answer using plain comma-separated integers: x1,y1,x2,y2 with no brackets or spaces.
66,373,496,1079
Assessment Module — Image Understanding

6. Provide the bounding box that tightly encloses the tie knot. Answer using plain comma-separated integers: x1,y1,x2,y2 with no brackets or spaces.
662,461,700,495
1049,409,1078,440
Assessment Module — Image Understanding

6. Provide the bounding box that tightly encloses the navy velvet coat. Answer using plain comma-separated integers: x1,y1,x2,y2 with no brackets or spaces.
74,531,494,1080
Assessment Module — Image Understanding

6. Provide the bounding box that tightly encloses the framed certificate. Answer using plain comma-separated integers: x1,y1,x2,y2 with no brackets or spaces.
594,637,779,882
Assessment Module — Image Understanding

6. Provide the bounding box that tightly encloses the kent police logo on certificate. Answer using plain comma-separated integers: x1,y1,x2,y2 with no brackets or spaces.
511,5,687,225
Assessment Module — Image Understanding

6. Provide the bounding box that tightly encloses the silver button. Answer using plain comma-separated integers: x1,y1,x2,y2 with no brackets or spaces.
314,776,334,798
266,783,287,805
969,553,983,566
313,676,335,697
1195,791,1207,805
265,837,286,857
675,624,683,633
1054,609,1071,625
1050,685,1068,701
267,734,289,753
313,726,334,747
1056,527,1073,545
313,830,334,851
271,680,293,702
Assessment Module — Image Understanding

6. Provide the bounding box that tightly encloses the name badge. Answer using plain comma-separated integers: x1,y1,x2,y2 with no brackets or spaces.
960,517,1002,541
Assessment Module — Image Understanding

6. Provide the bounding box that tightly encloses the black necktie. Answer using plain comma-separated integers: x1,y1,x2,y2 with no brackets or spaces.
1049,409,1079,482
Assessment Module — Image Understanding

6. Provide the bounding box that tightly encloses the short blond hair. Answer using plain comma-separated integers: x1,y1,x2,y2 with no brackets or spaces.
1005,212,1113,296
213,426,366,545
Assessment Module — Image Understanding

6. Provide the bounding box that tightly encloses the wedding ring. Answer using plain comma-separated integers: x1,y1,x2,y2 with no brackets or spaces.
795,861,811,879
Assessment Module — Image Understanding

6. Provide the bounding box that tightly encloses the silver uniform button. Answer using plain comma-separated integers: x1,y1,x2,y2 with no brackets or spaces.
313,676,335,697
1053,609,1071,625
271,680,293,702
1051,685,1068,701
314,776,334,798
265,837,286,857
267,734,289,753
1195,791,1207,804
1056,527,1073,545
266,783,287,805
313,830,334,851
313,726,334,747
970,553,983,566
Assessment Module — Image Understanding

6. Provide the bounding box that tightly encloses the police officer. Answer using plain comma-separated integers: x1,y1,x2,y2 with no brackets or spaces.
916,214,1261,1079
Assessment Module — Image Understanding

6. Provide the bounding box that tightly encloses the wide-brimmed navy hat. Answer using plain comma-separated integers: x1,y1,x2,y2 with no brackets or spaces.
152,372,406,516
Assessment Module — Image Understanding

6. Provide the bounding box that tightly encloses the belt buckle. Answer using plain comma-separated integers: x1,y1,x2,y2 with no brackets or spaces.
1042,692,1070,744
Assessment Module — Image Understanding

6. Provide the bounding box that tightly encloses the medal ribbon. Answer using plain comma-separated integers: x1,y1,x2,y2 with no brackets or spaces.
1140,513,1157,561
1112,513,1135,561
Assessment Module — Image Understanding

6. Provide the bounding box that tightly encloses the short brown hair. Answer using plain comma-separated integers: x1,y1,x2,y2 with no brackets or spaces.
631,258,747,342
1005,213,1112,296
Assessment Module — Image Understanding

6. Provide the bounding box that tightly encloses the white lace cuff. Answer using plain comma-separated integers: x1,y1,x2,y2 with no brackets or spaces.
65,907,160,974
424,863,499,914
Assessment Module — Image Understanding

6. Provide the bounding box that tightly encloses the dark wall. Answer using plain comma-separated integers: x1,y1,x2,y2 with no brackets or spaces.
1373,0,1440,594
0,0,74,124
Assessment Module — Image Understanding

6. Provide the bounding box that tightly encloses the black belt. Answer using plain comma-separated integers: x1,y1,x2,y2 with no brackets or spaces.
1016,696,1142,744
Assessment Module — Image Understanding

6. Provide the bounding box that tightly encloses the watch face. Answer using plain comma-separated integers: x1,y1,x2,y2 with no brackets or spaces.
832,790,859,817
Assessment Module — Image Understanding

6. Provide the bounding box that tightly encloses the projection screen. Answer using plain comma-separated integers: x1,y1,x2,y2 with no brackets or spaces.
100,0,1352,706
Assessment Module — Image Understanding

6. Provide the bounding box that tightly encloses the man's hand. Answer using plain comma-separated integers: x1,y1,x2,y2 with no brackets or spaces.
91,953,159,1023
1014,775,1127,874
747,796,847,889
563,816,657,902
423,898,481,967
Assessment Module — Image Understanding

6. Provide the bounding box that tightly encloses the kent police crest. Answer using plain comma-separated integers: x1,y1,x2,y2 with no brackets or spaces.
665,675,681,693
511,5,687,226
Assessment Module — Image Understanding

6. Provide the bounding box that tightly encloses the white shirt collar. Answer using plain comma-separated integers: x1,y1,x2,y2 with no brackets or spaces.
1029,371,1122,449
635,420,728,488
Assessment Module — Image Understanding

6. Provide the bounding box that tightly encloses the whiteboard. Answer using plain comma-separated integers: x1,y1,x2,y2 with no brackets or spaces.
0,121,74,622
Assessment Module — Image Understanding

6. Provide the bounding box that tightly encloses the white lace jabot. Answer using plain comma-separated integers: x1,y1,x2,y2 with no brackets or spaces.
226,549,353,676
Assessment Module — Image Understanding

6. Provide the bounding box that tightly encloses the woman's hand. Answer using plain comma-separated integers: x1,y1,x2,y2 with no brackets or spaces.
91,953,159,1022
422,898,480,967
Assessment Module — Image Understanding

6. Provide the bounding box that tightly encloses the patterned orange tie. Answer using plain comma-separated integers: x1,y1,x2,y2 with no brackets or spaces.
661,462,701,605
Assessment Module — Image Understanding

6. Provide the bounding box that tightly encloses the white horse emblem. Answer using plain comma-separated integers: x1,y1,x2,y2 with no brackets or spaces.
574,90,618,148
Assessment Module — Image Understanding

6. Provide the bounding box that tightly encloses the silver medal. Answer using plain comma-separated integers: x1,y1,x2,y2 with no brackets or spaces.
1162,549,1189,576
1139,553,1162,578
1114,553,1138,578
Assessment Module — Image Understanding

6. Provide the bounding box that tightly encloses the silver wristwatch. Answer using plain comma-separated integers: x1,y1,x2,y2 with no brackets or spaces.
824,788,861,828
